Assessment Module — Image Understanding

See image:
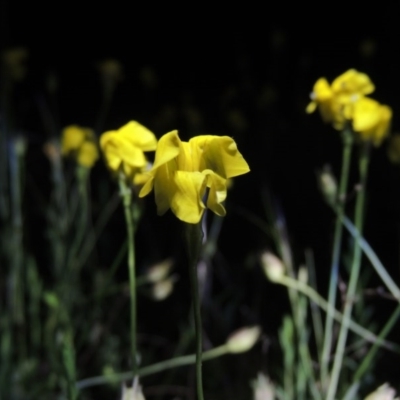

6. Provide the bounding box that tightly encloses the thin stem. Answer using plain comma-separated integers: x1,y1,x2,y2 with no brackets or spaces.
119,176,138,377
326,144,370,400
66,166,89,272
76,192,121,271
185,222,205,400
276,276,400,353
321,128,353,386
272,202,319,398
76,344,229,391
305,249,324,364
353,304,400,382
339,215,400,301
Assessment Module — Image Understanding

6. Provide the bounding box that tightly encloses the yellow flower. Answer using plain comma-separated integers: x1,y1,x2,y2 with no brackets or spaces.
307,69,375,130
100,121,157,184
139,130,250,224
61,125,99,168
330,69,374,97
77,141,99,168
352,97,392,146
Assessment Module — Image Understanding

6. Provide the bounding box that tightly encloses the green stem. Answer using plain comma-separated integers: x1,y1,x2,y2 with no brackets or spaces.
76,344,229,390
353,304,400,382
66,166,89,272
276,276,400,353
119,176,138,377
326,144,370,400
321,128,353,386
185,222,205,400
339,215,400,301
271,201,319,398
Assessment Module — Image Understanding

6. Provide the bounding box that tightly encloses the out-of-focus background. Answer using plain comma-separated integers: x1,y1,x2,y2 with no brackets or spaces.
2,3,400,397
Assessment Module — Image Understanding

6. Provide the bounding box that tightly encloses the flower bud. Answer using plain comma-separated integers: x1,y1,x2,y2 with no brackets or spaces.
261,252,284,282
151,277,176,301
146,259,174,283
226,326,261,354
317,165,337,205
298,266,308,285
364,383,398,400
252,373,275,400
121,378,146,400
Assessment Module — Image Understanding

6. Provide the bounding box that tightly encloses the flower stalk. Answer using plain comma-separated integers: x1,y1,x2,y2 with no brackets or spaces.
326,143,370,400
321,126,353,386
185,222,205,400
119,175,138,377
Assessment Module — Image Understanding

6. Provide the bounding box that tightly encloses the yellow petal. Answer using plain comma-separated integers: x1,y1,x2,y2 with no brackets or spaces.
103,146,123,171
331,69,375,96
133,171,151,186
352,98,392,146
353,98,381,131
170,171,206,224
103,134,147,168
203,170,227,216
77,141,99,168
118,121,157,151
202,136,250,178
306,101,317,114
152,130,181,169
153,163,177,215
312,78,332,101
62,125,88,155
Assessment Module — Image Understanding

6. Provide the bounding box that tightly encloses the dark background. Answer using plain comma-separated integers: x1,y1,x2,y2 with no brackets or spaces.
2,2,400,390
3,5,399,273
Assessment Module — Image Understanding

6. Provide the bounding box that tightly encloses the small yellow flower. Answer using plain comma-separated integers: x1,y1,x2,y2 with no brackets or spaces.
351,97,392,146
100,121,157,184
77,141,99,168
139,130,250,224
61,125,99,168
330,69,374,97
307,69,375,130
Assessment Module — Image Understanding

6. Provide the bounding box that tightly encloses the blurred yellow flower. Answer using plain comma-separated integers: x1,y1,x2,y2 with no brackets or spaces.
61,125,99,168
100,121,157,184
352,97,392,146
139,130,250,224
2,47,29,81
306,69,375,129
331,69,374,97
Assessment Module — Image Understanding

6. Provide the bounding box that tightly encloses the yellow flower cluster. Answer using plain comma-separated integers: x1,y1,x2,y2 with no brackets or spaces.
100,121,157,186
100,122,250,224
61,125,99,168
139,130,250,224
307,69,392,146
